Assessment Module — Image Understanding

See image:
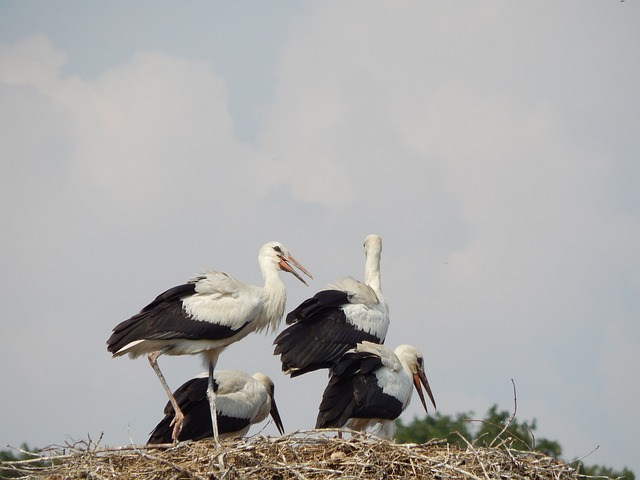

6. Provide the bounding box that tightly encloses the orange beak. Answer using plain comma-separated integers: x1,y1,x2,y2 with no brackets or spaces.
278,254,313,286
413,365,437,413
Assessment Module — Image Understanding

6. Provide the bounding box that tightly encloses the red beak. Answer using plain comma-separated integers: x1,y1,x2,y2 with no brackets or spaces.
413,365,437,413
278,254,313,286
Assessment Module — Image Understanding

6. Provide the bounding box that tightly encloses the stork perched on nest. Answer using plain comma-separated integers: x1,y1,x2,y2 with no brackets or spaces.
107,241,311,443
316,341,436,439
148,370,284,444
274,234,389,377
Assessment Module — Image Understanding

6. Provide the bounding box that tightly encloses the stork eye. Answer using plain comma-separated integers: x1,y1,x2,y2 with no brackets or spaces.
273,246,282,253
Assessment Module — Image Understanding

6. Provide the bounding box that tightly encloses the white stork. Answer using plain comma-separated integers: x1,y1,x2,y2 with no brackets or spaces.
147,370,284,444
107,241,311,443
274,234,389,377
315,341,436,439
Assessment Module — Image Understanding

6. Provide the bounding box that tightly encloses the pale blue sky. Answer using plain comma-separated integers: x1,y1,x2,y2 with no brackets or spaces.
1,1,638,474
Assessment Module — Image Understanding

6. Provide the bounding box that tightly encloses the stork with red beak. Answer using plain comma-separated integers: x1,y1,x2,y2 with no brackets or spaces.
316,341,436,439
107,241,311,443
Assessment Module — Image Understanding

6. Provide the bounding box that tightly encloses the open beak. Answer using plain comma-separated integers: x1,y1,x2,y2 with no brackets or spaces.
413,366,437,413
278,254,313,286
269,396,285,435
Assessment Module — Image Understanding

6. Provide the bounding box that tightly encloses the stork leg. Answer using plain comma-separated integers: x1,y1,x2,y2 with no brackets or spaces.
206,360,220,445
148,350,184,443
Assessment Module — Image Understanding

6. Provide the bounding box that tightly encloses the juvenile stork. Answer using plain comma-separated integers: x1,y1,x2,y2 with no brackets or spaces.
274,234,389,377
315,341,436,439
147,370,284,444
107,241,311,443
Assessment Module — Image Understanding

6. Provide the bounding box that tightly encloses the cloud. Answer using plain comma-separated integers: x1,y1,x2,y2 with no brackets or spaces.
1,2,638,473
253,2,640,469
0,34,311,453
0,34,67,87
1,34,271,212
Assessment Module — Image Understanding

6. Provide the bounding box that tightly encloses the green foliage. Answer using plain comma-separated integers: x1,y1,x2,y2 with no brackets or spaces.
396,405,633,480
577,463,635,480
472,405,562,457
0,443,42,479
395,410,474,447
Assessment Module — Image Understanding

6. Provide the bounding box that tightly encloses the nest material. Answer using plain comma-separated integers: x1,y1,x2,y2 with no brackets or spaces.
1,430,591,480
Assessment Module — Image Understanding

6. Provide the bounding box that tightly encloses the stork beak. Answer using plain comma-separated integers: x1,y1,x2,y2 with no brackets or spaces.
269,396,285,435
279,254,313,286
413,365,437,413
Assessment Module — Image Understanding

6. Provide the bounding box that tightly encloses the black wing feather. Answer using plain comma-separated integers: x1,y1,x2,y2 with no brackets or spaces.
274,290,382,377
107,282,249,354
147,377,251,444
285,290,350,325
316,350,403,429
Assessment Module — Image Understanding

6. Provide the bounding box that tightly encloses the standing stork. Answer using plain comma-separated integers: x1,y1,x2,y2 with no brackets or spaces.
147,370,284,444
107,241,311,443
315,341,436,439
274,234,389,377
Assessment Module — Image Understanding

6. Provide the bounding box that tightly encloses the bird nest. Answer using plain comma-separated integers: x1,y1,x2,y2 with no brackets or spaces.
1,430,603,480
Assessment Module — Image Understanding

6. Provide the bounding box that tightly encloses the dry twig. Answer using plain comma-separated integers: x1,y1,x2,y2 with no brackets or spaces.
0,429,587,480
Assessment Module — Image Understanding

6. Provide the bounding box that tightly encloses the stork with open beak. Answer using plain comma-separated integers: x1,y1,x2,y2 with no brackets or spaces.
316,341,436,439
107,241,311,443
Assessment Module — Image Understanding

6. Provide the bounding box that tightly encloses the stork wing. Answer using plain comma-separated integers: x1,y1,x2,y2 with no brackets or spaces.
316,349,404,429
108,272,263,355
275,295,383,376
147,374,253,444
316,350,384,428
285,289,350,325
324,277,380,306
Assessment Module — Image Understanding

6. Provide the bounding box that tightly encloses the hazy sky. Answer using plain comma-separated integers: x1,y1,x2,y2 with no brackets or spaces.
1,1,638,473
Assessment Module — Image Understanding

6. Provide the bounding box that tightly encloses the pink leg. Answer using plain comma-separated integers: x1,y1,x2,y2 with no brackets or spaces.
148,351,184,443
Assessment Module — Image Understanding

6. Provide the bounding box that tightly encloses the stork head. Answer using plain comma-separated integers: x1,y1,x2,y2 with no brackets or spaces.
261,241,313,285
362,234,383,290
252,372,285,435
363,234,382,252
394,344,437,413
363,234,383,263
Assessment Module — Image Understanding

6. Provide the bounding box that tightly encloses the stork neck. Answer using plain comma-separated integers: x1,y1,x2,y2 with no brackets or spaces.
258,262,287,332
364,249,382,293
263,271,286,299
260,259,285,288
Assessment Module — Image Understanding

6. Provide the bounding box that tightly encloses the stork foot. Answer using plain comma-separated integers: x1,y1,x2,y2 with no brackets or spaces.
170,411,185,443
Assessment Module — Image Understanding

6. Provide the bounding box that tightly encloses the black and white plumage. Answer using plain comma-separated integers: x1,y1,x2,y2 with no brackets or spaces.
315,341,436,439
274,234,389,377
147,370,284,444
107,241,311,443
